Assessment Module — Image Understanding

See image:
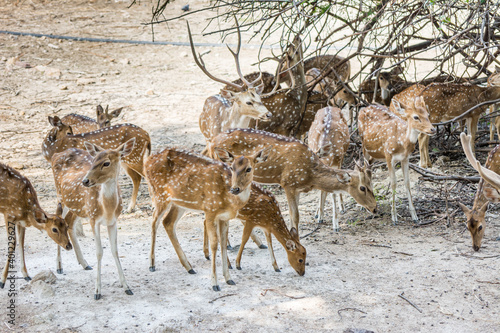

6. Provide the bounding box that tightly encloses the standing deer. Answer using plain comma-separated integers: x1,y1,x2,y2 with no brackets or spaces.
459,133,500,251
305,68,356,108
42,116,150,212
308,106,353,231
60,105,123,134
393,71,500,168
209,128,377,231
0,163,72,288
360,66,407,105
203,183,306,274
188,22,271,147
51,139,136,300
358,98,436,223
145,147,270,291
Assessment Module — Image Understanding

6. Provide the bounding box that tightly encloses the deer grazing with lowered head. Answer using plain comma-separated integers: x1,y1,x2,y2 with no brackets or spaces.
0,162,72,289
459,133,500,251
209,128,377,232
202,183,306,274
391,70,500,168
188,22,271,148
145,147,270,291
51,139,136,300
60,105,123,134
42,116,150,212
359,98,436,223
308,106,357,231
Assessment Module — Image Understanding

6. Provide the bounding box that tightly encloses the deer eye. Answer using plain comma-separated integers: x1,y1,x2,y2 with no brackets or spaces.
103,162,111,167
413,115,420,120
478,225,483,231
246,167,252,173
246,101,253,105
52,228,58,233
360,186,366,192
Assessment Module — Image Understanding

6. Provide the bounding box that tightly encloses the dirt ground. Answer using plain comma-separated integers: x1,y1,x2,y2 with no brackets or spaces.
1,1,499,332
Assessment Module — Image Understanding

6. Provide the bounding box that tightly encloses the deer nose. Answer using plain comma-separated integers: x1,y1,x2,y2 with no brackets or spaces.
82,178,91,187
372,207,377,214
429,127,437,135
266,112,272,119
65,243,73,251
230,187,241,195
473,245,480,252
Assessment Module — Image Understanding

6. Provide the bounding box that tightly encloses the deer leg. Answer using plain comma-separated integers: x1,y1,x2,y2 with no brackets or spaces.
285,187,300,230
1,218,15,289
236,222,254,270
388,161,398,224
15,225,30,281
93,221,103,300
149,205,168,272
249,227,266,249
332,192,340,232
59,211,90,273
203,219,210,260
205,217,220,291
123,165,142,213
402,159,418,222
265,231,280,272
418,133,431,168
217,219,234,286
315,191,328,223
163,206,194,274
107,221,133,296
490,105,495,142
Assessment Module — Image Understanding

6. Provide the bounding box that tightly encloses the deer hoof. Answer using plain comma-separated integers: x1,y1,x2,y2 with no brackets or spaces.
84,266,93,271
24,276,31,282
57,268,63,274
226,280,236,285
227,244,234,251
228,264,233,270
125,289,133,296
0,282,4,289
496,236,500,241
274,268,281,273
318,219,324,224
205,256,210,260
213,285,221,291
236,266,242,270
94,294,102,300
259,244,268,249
188,269,196,274
333,227,340,232
149,266,156,272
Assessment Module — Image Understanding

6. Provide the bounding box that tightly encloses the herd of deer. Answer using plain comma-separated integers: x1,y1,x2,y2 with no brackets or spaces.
2,24,500,299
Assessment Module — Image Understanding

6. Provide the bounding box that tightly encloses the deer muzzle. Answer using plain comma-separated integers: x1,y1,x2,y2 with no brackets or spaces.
82,178,94,187
65,243,73,251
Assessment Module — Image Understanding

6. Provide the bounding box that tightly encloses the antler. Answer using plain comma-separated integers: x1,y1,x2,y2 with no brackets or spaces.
225,17,254,89
187,22,244,91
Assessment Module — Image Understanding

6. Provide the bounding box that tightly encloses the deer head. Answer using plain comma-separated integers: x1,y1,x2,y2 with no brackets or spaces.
346,163,377,214
35,203,72,251
378,65,404,99
47,116,74,142
214,147,272,195
96,105,123,128
459,202,488,251
82,138,136,187
393,97,436,136
285,227,306,276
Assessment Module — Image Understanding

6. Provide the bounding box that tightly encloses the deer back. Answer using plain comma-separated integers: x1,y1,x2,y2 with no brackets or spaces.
236,182,306,275
389,84,425,116
43,119,150,176
308,106,349,168
60,114,99,134
304,54,350,82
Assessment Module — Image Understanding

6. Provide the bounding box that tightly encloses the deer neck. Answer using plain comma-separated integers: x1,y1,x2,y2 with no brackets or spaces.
482,86,500,102
310,163,348,193
231,185,251,208
225,103,252,129
270,221,293,248
98,176,120,213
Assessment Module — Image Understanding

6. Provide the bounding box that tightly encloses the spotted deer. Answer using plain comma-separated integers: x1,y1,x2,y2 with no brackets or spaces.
305,68,356,108
61,105,124,134
188,22,271,147
145,147,270,291
0,163,72,288
51,139,136,299
459,133,500,251
202,183,306,274
209,128,377,232
359,98,436,223
395,71,500,168
360,66,407,105
42,116,150,212
308,106,353,231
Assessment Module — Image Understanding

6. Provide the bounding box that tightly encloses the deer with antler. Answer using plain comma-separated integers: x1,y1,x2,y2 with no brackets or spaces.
42,116,150,212
188,22,271,149
202,183,306,274
390,70,500,168
209,128,377,232
60,105,123,134
308,106,357,231
0,163,72,288
359,98,436,223
146,147,270,291
51,139,136,299
459,133,500,251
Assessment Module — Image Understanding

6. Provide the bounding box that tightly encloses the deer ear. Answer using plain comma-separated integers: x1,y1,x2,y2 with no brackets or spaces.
110,107,123,118
96,105,104,116
391,65,404,75
220,89,235,100
255,84,264,95
289,227,299,240
336,171,351,183
118,138,136,157
414,96,426,109
459,202,471,215
34,209,47,224
392,99,407,116
84,141,104,157
480,201,489,213
318,144,333,158
48,116,63,127
286,239,297,251
214,148,234,163
56,203,63,217
253,146,272,164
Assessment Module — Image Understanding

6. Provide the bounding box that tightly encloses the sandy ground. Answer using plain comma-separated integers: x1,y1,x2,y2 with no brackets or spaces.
0,1,499,332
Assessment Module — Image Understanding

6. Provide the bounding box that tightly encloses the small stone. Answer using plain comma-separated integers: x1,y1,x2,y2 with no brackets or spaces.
119,58,130,65
10,162,24,170
146,89,155,95
181,52,188,58
59,85,68,90
31,270,57,284
77,78,96,85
